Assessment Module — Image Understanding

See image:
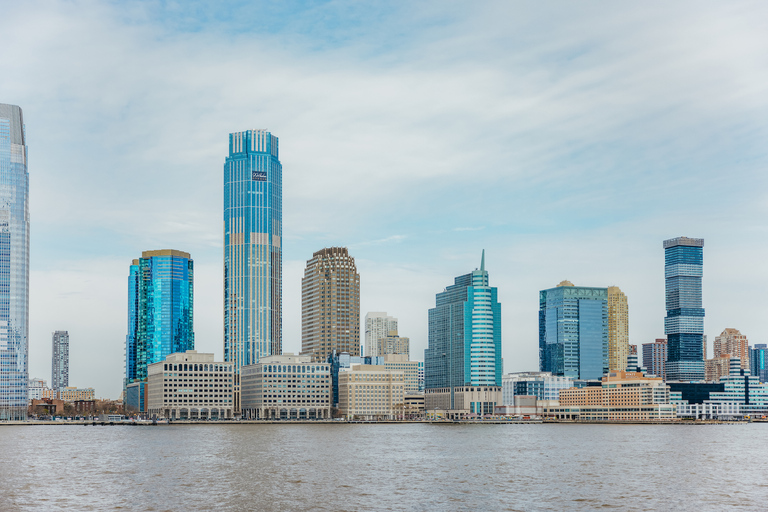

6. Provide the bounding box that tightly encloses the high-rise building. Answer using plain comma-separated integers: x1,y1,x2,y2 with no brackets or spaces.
750,344,768,383
642,338,667,379
424,252,502,411
663,237,705,381
714,328,749,370
0,104,29,421
364,312,398,357
302,247,360,362
607,286,629,372
539,280,608,380
378,333,410,358
705,354,732,382
223,130,282,409
125,250,194,390
51,331,69,393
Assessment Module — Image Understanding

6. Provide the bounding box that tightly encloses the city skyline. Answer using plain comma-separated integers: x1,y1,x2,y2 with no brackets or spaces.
1,2,766,398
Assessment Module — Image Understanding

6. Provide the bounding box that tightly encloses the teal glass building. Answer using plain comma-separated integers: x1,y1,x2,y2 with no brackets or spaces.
663,237,705,381
539,281,608,380
750,344,767,383
424,252,502,407
223,130,282,407
125,250,194,388
0,104,29,421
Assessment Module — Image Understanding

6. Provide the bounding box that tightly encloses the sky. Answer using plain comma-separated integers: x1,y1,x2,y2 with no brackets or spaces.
2,0,767,399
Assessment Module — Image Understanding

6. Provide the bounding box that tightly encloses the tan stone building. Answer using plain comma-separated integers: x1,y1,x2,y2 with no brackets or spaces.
378,333,410,358
60,387,95,402
240,353,331,419
425,386,502,419
705,354,732,382
607,286,629,372
383,354,419,394
338,364,404,420
147,351,234,420
302,247,360,362
714,328,749,370
546,371,675,421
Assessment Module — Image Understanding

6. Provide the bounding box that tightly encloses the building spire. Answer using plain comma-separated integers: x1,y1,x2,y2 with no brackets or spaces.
480,249,485,272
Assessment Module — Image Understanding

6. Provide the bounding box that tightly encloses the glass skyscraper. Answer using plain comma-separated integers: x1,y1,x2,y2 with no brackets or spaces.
125,250,194,386
223,130,282,407
424,252,502,408
0,104,29,421
663,237,705,381
539,281,608,380
51,331,70,393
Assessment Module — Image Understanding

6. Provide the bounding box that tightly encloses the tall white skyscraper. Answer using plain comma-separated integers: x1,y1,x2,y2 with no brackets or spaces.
52,331,69,393
365,312,398,358
0,104,29,421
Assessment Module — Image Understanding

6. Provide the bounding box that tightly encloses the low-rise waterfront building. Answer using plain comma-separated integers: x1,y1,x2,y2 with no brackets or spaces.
61,387,95,402
425,386,502,419
404,394,425,419
501,372,573,405
672,400,741,420
241,353,331,420
545,371,675,421
338,364,404,420
147,351,234,420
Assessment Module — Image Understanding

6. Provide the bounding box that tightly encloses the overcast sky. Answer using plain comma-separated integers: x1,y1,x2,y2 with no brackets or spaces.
2,0,767,398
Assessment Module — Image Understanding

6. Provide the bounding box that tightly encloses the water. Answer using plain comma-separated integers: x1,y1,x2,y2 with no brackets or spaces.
0,423,764,511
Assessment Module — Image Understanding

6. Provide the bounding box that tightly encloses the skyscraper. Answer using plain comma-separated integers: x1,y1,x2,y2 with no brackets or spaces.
302,247,360,362
607,286,629,372
125,250,194,386
714,328,749,370
364,312,398,357
663,237,705,381
539,280,608,380
51,331,69,393
223,130,282,408
750,344,768,383
424,252,502,410
0,104,29,421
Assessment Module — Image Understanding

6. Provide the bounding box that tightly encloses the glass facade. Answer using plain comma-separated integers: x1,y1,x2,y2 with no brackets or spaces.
751,344,768,383
125,250,194,393
224,130,282,405
0,104,29,421
663,237,705,381
424,252,502,408
539,283,608,380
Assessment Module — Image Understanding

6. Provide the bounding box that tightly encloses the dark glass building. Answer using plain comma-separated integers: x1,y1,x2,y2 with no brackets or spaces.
539,281,608,380
751,344,768,383
424,252,502,408
663,237,705,381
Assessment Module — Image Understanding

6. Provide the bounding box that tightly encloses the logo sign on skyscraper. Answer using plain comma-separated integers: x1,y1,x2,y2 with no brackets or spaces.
252,171,267,181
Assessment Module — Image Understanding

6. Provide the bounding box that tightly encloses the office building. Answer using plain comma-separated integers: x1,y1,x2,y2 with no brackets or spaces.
0,104,29,421
383,354,420,395
60,387,95,402
240,354,331,420
705,359,768,416
545,371,675,421
607,286,629,372
125,250,194,412
714,328,749,370
338,364,405,420
424,252,502,412
302,247,360,362
501,372,573,405
750,344,768,383
147,351,234,420
223,130,282,409
539,280,608,380
642,339,667,379
28,378,46,401
663,237,705,381
365,312,397,358
378,333,410,358
51,331,69,393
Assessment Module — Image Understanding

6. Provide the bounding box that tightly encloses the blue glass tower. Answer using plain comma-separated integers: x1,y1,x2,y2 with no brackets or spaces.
751,344,768,383
0,104,29,421
223,130,282,407
125,250,194,386
539,281,608,380
663,237,705,381
424,252,502,408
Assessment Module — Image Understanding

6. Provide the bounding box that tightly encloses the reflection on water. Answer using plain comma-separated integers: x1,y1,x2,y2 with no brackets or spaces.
0,423,764,511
